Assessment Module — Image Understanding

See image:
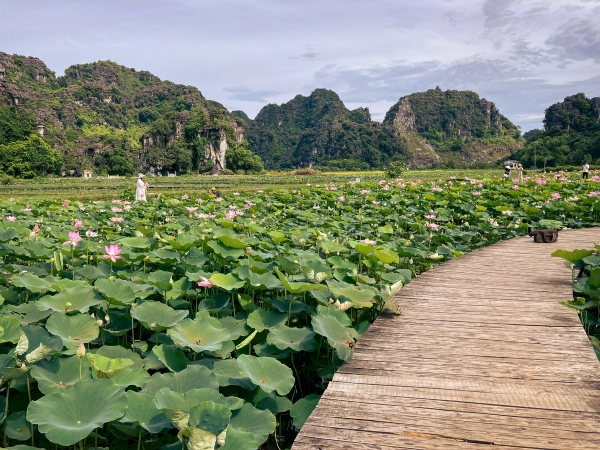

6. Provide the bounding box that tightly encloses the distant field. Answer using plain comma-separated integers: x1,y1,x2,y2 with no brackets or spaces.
0,169,513,201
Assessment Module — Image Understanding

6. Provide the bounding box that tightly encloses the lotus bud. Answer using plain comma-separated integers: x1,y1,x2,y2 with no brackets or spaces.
317,235,323,241
245,247,252,255
76,343,86,358
96,319,104,327
324,250,330,255
104,315,111,324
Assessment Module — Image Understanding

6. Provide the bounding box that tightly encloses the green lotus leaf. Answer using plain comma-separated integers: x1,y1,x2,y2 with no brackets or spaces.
183,248,211,267
219,316,250,340
207,240,244,259
327,280,377,307
87,353,134,379
5,412,31,441
253,342,292,360
246,309,286,331
119,236,154,249
45,312,98,349
290,394,321,429
24,343,55,365
256,394,293,414
0,303,52,325
0,228,19,242
27,379,127,446
30,356,92,395
20,325,63,356
96,345,145,368
373,248,400,264
218,235,247,249
0,317,21,344
94,278,136,305
355,242,375,256
233,266,282,290
229,403,275,446
141,365,219,397
311,314,354,361
212,359,254,390
37,286,104,313
168,233,199,251
155,387,228,429
110,367,152,387
275,268,325,294
316,305,352,326
167,311,231,353
209,273,245,291
551,248,595,263
178,427,217,450
147,249,180,265
133,300,189,330
188,401,231,436
219,425,259,450
266,298,313,314
319,240,348,253
152,344,188,372
147,270,173,291
267,324,316,352
121,391,172,433
237,355,295,395
12,273,55,294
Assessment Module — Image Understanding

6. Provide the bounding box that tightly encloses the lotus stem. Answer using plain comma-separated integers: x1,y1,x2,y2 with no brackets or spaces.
26,372,34,446
3,383,9,447
290,354,303,398
79,357,82,381
137,427,142,450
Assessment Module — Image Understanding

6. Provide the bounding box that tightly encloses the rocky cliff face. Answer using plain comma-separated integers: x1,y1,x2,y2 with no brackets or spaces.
0,52,244,174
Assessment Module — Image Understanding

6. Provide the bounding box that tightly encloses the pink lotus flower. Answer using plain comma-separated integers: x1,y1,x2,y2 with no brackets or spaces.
233,192,240,196
512,184,520,190
185,206,198,213
338,196,345,202
111,207,123,213
425,222,439,229
551,192,561,201
8,198,14,202
424,214,436,219
63,231,82,247
182,194,189,200
362,238,376,245
110,217,124,223
86,230,98,238
360,189,370,195
214,198,223,203
73,220,83,228
197,276,214,288
6,216,16,222
63,201,69,207
23,205,31,212
103,244,122,263
244,203,251,209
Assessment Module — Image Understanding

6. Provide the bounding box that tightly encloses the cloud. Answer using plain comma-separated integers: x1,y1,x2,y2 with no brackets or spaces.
546,17,600,63
223,87,279,103
291,52,320,60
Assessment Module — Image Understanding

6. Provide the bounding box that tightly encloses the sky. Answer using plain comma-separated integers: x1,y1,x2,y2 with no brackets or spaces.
1,0,599,131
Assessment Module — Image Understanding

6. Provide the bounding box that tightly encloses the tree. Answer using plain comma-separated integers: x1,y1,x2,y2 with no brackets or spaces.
0,105,35,144
225,142,264,174
0,134,63,178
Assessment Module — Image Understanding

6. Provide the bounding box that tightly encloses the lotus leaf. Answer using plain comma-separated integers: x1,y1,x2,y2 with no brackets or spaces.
27,379,127,446
212,359,254,390
290,394,321,429
45,312,98,349
30,356,91,394
0,303,52,326
209,273,245,291
551,249,595,263
229,403,276,445
219,234,247,249
147,270,174,291
311,314,354,361
267,324,316,352
246,309,287,331
373,248,400,264
94,278,136,305
0,317,21,344
253,342,292,359
237,355,295,395
133,301,189,330
110,367,152,387
155,387,228,429
121,391,172,433
20,325,63,356
188,401,231,436
37,286,104,313
233,265,282,290
12,273,55,294
219,316,250,340
5,412,31,441
168,313,231,353
256,393,293,414
87,353,134,379
219,425,259,450
96,345,145,367
275,268,325,294
142,365,219,397
207,240,244,259
152,344,188,372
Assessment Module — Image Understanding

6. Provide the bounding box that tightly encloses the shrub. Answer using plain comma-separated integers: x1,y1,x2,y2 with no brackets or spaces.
386,160,405,178
292,168,316,175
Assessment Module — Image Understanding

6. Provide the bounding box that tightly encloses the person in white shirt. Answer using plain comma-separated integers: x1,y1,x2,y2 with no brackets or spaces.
583,162,590,179
136,173,148,201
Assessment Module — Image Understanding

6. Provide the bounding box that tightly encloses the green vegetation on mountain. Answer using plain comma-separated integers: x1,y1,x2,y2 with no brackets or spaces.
0,53,261,177
515,93,600,169
245,88,523,170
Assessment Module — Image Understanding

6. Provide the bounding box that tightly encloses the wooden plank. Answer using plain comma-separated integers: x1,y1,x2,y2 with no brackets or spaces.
292,229,600,449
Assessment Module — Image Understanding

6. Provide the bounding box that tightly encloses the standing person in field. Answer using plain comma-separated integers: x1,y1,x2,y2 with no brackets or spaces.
517,164,524,182
136,173,148,201
583,162,590,179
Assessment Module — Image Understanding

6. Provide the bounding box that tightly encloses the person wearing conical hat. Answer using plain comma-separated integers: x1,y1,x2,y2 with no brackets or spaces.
136,173,148,201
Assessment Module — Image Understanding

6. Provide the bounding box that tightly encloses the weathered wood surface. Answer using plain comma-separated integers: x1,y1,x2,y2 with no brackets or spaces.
294,228,600,449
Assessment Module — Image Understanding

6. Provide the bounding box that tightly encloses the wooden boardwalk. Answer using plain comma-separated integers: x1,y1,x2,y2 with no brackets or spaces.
294,228,600,449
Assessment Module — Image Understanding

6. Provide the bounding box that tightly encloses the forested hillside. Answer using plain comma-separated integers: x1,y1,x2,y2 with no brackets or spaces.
515,93,600,168
0,53,261,176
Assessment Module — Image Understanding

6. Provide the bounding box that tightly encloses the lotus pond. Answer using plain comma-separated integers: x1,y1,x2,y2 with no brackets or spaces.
0,172,597,450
